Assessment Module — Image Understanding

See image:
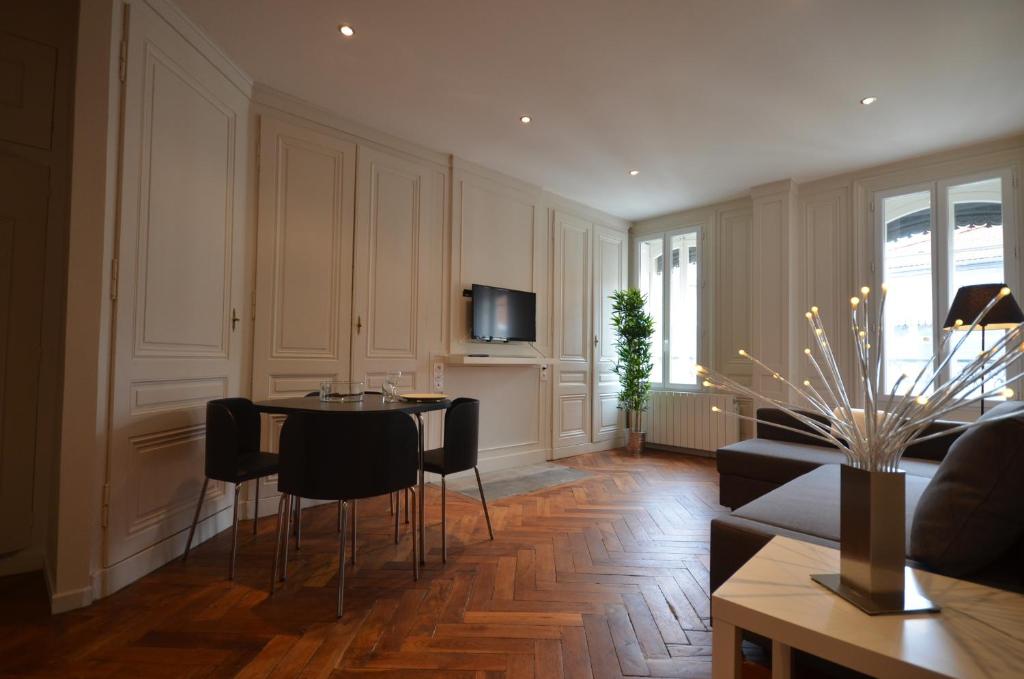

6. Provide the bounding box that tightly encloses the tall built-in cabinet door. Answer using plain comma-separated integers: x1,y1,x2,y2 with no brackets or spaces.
553,212,592,452
104,2,250,567
591,226,627,442
251,116,356,481
0,157,48,554
350,146,445,403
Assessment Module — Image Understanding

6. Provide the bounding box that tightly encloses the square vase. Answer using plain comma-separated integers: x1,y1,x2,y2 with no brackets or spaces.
811,464,939,615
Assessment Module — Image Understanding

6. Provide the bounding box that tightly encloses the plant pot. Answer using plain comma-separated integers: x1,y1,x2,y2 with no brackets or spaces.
626,431,645,455
811,464,938,615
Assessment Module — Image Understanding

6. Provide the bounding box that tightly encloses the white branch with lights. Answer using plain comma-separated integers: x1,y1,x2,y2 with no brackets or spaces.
698,285,1024,472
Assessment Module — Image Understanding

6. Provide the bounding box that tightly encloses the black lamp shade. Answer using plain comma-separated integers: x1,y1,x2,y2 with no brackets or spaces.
943,283,1024,330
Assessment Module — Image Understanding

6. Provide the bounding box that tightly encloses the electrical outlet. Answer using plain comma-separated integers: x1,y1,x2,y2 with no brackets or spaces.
433,361,444,391
540,365,548,381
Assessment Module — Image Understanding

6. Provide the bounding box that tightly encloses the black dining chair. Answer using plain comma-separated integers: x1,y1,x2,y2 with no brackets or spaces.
271,410,419,617
183,398,279,579
421,397,494,563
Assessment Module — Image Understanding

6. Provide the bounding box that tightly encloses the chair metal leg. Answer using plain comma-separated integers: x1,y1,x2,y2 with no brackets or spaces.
271,493,288,593
337,500,348,618
404,487,410,524
394,491,400,544
475,467,494,540
351,500,357,565
337,500,343,532
410,486,418,581
253,478,260,536
182,477,209,562
293,495,302,550
281,494,292,581
389,491,395,516
229,483,241,580
441,476,447,564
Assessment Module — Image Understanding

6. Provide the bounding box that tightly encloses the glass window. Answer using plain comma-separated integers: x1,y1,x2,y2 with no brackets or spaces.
879,172,1010,401
669,231,699,385
882,190,934,393
637,237,663,385
636,228,703,388
948,177,1005,393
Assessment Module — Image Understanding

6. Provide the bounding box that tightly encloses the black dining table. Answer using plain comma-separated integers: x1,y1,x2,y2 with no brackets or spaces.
255,395,451,565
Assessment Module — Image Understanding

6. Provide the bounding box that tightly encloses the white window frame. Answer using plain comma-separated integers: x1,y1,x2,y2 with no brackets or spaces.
634,224,706,391
872,166,1018,394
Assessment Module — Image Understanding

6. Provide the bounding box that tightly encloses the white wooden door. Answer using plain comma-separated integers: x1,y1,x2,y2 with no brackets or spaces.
553,211,592,452
250,116,356,514
592,226,627,443
251,117,356,404
104,2,250,567
350,146,445,402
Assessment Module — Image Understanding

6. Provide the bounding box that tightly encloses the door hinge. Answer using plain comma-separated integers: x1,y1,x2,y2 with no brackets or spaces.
110,257,119,300
118,38,128,83
1013,172,1019,190
118,4,130,83
101,482,111,529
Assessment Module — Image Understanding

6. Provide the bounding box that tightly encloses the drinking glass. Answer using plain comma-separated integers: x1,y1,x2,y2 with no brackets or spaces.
383,371,402,402
320,380,365,402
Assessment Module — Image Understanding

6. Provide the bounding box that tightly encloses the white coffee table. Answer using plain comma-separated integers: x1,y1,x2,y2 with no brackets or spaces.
711,536,1024,678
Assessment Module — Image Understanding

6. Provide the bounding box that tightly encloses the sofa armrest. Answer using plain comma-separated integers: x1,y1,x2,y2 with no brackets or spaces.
903,420,961,462
755,408,836,447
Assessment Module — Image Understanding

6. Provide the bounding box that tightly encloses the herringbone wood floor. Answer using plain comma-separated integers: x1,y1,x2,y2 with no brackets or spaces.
1,450,757,678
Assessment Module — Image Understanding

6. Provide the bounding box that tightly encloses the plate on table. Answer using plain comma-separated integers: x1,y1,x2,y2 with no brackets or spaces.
399,393,448,403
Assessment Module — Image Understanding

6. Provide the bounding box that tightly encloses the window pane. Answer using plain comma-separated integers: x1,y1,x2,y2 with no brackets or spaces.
637,238,663,384
882,190,934,393
669,231,699,385
948,177,1005,395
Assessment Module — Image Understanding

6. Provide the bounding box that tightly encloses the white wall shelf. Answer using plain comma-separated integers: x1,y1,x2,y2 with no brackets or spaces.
444,354,553,366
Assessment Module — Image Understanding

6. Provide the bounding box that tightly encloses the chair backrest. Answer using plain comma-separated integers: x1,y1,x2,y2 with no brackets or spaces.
278,411,418,501
205,398,261,481
441,397,480,474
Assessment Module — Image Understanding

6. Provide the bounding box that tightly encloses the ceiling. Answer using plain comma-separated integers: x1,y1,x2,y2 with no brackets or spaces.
175,0,1024,221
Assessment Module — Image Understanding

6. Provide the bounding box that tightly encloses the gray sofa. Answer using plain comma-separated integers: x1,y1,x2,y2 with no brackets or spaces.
711,408,1024,594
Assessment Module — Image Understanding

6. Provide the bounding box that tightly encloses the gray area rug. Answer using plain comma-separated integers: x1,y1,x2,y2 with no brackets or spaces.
432,462,593,501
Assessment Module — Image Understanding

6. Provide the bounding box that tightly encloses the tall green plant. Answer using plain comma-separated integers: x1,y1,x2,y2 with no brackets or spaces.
610,289,655,433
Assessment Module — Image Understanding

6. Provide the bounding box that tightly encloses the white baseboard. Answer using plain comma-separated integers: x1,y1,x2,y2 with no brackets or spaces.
49,581,94,614
551,436,624,460
91,504,235,600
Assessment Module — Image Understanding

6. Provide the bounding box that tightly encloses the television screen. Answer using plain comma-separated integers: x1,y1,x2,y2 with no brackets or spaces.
471,284,536,342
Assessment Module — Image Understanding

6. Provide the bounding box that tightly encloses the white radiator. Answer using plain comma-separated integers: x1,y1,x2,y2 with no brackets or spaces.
647,391,739,452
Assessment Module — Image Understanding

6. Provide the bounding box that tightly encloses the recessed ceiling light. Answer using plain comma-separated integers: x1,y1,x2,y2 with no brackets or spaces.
338,24,354,37
860,96,878,105
519,115,532,124
628,169,640,176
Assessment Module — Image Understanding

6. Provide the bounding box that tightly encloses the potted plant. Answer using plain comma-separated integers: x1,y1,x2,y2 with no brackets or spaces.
610,289,655,455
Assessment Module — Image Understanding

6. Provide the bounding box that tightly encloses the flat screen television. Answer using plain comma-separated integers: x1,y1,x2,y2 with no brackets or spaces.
471,284,536,342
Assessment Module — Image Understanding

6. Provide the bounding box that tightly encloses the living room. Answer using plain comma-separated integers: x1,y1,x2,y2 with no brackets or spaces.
1,1,1022,677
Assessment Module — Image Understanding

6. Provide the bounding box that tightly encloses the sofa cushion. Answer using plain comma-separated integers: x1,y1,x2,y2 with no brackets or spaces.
732,464,932,549
756,408,834,447
910,401,1024,577
718,438,940,488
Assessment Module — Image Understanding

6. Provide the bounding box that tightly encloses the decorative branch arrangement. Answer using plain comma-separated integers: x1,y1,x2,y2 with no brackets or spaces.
698,285,1024,472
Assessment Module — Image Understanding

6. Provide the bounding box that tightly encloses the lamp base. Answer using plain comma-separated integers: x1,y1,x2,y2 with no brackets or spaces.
811,570,940,615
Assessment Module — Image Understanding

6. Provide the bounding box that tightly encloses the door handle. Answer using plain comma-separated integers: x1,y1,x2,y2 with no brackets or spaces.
356,315,362,334
594,334,599,347
231,308,240,331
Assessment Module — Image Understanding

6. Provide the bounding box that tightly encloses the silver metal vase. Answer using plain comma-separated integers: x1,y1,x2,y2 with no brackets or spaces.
811,465,938,615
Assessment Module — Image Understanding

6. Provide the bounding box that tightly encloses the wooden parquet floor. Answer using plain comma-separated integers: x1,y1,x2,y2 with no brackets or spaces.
0,450,739,678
